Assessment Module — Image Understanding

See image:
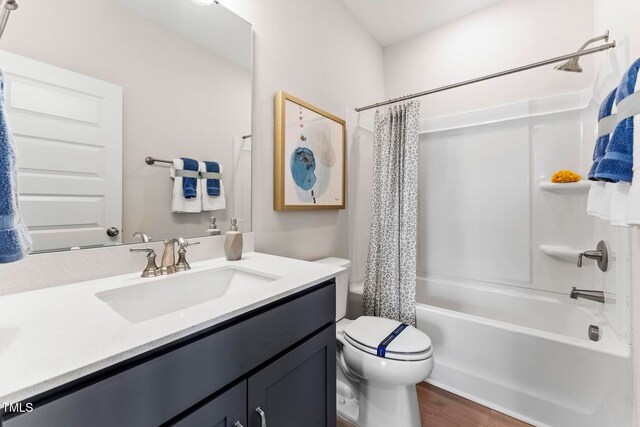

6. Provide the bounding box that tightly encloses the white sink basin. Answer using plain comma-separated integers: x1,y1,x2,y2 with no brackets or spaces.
96,266,279,322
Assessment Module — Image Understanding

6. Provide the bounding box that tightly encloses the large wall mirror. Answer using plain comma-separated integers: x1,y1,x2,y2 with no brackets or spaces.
1,0,252,252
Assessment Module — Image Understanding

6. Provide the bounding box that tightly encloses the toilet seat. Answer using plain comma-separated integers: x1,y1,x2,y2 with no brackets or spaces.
343,316,432,361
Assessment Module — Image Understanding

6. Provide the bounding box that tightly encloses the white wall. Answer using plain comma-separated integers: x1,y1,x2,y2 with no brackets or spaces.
350,0,600,285
1,0,251,244
383,0,595,118
220,0,385,260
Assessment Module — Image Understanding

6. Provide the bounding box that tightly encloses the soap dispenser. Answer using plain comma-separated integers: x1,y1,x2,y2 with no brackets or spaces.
224,218,243,261
206,217,221,236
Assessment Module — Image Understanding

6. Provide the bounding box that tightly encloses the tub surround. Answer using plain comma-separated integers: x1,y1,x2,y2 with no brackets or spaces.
0,251,343,405
348,87,633,426
0,233,254,296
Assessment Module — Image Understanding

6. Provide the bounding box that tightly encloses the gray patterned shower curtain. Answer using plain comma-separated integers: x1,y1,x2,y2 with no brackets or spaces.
362,101,420,326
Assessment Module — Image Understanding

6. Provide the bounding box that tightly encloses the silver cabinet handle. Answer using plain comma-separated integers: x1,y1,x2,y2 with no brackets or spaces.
234,422,244,427
255,407,267,427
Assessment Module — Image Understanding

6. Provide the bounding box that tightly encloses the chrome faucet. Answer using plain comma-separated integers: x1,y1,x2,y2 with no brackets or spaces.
160,238,180,275
133,231,151,243
570,286,605,303
160,237,200,275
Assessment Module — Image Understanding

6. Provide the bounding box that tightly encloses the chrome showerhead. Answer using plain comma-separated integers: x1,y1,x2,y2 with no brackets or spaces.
555,31,609,73
555,57,583,73
4,0,17,11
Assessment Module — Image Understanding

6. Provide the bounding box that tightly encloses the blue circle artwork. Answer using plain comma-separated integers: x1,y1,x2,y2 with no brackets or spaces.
290,147,317,191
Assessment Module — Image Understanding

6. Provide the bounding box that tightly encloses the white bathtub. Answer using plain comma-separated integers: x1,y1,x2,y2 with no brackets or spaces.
349,278,632,426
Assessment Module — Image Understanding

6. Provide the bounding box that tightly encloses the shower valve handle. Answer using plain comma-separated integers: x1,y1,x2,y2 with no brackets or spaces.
577,250,602,267
577,240,610,272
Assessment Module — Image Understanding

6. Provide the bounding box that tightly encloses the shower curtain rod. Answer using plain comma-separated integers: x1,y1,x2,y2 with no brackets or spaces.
354,41,616,112
0,0,17,41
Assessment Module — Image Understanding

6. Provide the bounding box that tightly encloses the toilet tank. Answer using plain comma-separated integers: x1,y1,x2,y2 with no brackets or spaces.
314,257,351,321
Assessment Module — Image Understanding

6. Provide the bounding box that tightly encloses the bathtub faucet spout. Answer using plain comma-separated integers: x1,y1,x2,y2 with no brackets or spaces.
570,286,605,303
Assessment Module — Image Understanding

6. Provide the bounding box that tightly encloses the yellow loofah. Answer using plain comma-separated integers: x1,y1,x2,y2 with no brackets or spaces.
551,170,581,183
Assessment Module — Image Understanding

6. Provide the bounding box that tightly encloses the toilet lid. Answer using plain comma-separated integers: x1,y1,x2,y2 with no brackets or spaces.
343,316,432,361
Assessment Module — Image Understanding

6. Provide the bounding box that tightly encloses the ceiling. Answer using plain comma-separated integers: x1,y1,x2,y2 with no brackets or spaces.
112,0,252,70
340,0,505,46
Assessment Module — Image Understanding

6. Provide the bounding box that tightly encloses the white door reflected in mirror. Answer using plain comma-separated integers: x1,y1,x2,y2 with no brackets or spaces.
2,52,124,252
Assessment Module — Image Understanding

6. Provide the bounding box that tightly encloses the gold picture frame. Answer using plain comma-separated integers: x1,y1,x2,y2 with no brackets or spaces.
274,91,346,211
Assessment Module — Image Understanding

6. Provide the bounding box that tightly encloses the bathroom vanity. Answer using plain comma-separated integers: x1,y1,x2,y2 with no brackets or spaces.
0,253,340,427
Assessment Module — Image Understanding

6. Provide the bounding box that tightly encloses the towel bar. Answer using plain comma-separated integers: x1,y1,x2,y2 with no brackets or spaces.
146,157,223,179
145,156,173,165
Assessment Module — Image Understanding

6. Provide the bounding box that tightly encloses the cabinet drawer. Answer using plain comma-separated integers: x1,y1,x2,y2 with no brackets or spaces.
6,281,335,427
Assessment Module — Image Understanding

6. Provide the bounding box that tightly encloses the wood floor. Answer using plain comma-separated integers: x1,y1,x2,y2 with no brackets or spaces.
337,383,531,427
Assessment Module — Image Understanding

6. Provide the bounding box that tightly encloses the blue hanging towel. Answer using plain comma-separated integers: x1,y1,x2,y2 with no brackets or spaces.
595,58,640,183
203,161,221,196
0,72,32,263
588,88,617,180
180,157,199,199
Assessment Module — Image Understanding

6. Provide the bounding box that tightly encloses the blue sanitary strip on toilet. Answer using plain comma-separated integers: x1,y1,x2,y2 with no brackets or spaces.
377,323,409,358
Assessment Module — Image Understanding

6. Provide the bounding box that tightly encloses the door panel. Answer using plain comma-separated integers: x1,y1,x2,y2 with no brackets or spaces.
248,325,336,427
172,381,246,427
0,50,123,251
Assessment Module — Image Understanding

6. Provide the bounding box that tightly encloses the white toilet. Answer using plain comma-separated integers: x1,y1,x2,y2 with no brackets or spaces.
315,258,434,427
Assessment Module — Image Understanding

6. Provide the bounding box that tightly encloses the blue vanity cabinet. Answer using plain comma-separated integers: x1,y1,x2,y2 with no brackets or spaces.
172,381,247,427
2,280,336,427
248,324,336,427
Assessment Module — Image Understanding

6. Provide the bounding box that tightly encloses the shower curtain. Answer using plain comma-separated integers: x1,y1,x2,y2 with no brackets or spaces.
362,101,420,326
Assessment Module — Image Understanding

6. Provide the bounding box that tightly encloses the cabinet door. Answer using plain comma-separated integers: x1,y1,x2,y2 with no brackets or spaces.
248,325,336,427
172,381,246,427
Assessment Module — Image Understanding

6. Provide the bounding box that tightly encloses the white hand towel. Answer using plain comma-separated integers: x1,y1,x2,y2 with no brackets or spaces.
200,161,226,211
610,182,631,226
587,181,606,217
600,183,615,220
170,159,202,213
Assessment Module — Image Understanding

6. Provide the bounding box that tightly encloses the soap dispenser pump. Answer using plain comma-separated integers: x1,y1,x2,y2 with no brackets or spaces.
206,217,220,236
224,218,243,261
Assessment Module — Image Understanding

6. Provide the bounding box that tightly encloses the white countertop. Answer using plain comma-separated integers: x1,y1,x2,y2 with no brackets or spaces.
0,252,342,404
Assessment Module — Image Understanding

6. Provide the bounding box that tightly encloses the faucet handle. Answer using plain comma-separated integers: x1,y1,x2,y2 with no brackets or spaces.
576,241,610,272
175,242,198,271
180,239,201,249
130,247,155,254
129,248,160,278
577,250,600,267
173,240,200,272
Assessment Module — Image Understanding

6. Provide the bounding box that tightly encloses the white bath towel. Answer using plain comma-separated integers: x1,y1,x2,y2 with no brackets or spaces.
200,161,226,211
610,182,631,226
170,159,202,213
625,70,640,224
600,183,614,220
587,181,606,217
625,110,640,224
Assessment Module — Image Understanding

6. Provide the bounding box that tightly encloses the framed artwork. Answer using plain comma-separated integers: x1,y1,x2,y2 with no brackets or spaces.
274,91,346,211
